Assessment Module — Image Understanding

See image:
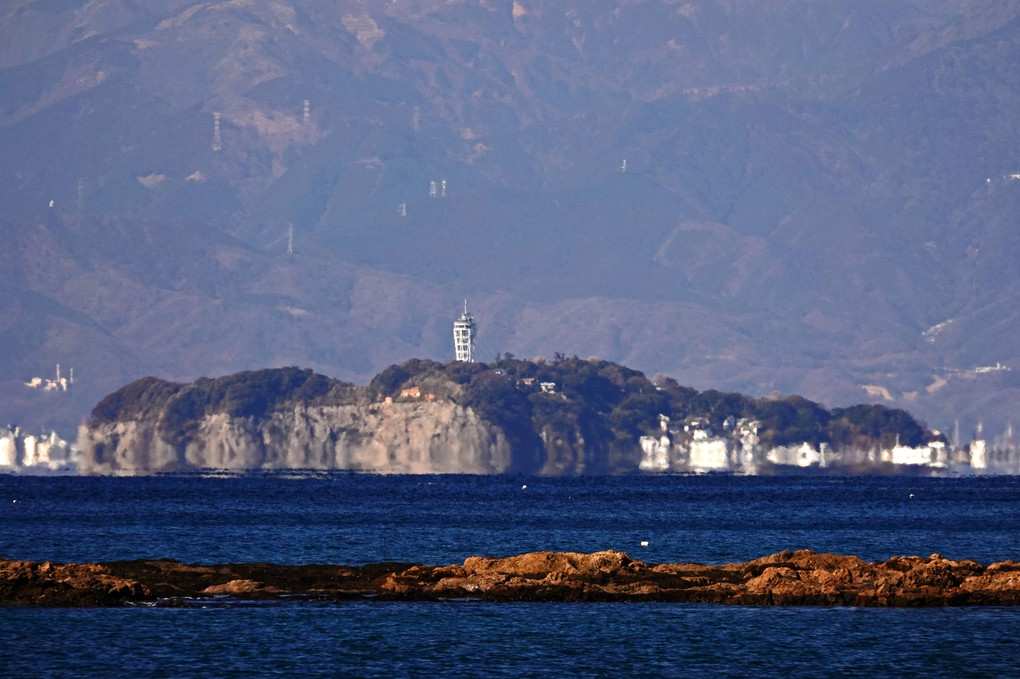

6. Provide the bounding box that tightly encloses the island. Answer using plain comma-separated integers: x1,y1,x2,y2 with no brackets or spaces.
2,550,1019,607
77,357,951,475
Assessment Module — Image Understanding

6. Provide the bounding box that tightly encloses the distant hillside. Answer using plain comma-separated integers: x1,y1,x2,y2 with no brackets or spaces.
2,1,1019,440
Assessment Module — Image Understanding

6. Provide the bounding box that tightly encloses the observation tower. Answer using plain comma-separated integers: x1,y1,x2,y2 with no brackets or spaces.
453,301,477,362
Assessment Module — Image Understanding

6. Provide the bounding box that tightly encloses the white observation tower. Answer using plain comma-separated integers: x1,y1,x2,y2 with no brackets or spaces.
453,300,477,362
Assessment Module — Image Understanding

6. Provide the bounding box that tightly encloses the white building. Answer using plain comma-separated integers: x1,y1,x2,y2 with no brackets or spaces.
970,439,987,470
767,442,822,468
0,428,75,472
24,364,73,392
453,301,477,362
639,435,671,472
890,443,949,468
688,431,730,472
0,432,16,467
22,435,37,467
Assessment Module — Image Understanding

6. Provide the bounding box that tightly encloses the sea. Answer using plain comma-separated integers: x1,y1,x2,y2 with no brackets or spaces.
1,473,1018,678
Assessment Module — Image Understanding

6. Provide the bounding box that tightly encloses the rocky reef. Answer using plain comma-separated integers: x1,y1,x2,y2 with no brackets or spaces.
3,550,1019,607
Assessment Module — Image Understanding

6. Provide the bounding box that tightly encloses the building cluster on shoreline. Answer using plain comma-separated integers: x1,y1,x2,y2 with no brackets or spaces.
0,426,77,473
3,402,1017,477
639,416,1019,475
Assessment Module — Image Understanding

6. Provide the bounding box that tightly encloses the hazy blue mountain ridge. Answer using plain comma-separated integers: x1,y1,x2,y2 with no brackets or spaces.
1,0,1018,439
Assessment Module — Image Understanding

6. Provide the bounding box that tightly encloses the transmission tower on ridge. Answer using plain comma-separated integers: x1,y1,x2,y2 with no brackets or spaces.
453,300,477,362
212,112,223,152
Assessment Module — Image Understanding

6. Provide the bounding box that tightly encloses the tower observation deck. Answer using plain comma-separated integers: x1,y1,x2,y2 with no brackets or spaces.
453,301,477,362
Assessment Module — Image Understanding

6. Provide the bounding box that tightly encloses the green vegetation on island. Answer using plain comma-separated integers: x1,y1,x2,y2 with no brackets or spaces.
91,357,934,473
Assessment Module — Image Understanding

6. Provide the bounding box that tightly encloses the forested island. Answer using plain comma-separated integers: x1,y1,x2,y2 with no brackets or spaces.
79,357,940,475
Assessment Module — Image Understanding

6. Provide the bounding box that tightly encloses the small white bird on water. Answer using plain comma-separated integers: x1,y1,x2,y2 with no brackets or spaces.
640,540,649,547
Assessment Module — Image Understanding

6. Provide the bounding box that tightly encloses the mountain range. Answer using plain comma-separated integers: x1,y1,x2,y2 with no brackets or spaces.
2,0,1018,440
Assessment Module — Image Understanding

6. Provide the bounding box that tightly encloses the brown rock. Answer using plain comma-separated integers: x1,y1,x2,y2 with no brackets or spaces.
202,579,267,595
0,559,150,606
463,549,638,580
3,550,1020,607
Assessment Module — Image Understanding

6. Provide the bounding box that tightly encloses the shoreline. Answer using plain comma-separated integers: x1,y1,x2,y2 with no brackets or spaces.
3,550,1019,607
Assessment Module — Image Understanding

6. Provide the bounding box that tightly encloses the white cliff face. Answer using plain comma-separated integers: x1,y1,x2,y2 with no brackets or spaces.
78,401,512,475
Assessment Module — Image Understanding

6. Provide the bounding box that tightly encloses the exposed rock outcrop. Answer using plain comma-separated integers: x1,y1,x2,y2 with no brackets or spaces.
3,550,1019,607
79,400,511,474
0,559,151,607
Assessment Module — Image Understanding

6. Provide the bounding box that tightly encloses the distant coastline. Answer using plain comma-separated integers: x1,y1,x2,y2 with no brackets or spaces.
62,358,1018,476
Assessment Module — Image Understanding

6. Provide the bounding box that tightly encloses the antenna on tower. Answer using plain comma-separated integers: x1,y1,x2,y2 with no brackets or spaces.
302,99,310,125
397,202,407,217
429,181,438,198
212,111,223,152
441,179,447,198
621,159,627,172
453,300,477,362
287,224,294,256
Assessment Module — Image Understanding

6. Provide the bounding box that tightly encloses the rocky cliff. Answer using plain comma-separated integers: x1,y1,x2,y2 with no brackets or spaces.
79,400,511,475
77,360,936,475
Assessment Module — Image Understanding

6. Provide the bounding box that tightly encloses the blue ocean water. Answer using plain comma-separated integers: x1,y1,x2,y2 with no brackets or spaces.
1,473,1019,677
